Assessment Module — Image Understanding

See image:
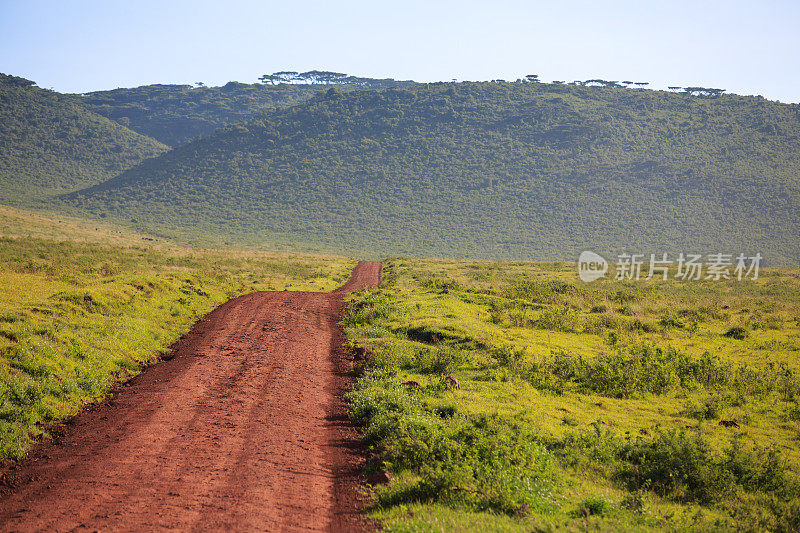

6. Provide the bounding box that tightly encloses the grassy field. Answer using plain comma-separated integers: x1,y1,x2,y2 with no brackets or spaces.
344,258,800,531
4,203,800,530
0,204,170,246
0,207,354,460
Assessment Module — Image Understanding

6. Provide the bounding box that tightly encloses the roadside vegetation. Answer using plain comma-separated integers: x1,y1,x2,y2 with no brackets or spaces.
0,209,354,460
344,258,800,531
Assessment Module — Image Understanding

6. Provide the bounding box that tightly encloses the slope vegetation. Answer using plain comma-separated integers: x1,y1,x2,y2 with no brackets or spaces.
79,76,414,146
0,75,168,203
65,82,800,263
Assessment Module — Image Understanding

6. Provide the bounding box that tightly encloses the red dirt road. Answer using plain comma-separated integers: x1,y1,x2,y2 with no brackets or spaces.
0,261,382,532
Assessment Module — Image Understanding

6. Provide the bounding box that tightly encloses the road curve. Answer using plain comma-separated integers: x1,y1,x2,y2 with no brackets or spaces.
0,260,381,532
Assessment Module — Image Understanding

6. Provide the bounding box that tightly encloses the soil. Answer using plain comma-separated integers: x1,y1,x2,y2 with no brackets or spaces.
0,261,382,532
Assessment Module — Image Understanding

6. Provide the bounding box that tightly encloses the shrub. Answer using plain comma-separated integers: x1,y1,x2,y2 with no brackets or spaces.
620,491,646,513
505,280,580,304
724,326,748,340
723,440,788,495
532,307,581,333
621,430,735,503
507,308,532,328
610,290,638,304
347,371,556,515
628,318,658,333
584,313,621,334
621,430,792,504
659,313,685,329
342,294,396,327
747,312,783,331
493,345,526,372
404,325,448,344
523,345,732,399
578,495,611,516
420,276,462,293
488,303,504,324
768,497,800,533
548,424,621,469
414,345,466,375
562,415,579,427
367,343,415,369
346,370,416,427
683,396,726,421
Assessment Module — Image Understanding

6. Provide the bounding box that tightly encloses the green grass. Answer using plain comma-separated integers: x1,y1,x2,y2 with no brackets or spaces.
0,204,175,246
344,258,800,531
0,219,354,460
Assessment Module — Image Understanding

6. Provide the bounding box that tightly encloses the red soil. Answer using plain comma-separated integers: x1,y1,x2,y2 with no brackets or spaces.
0,261,382,532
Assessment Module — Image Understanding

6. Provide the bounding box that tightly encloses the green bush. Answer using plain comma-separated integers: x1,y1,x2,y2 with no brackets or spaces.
621,430,735,503
524,345,731,399
620,491,646,514
504,280,580,305
420,277,462,293
621,430,792,504
342,293,396,327
413,345,466,375
658,313,685,329
578,495,611,516
548,424,621,469
493,345,527,372
724,326,748,340
723,440,788,495
347,371,556,515
532,307,581,333
682,395,729,421
583,313,621,334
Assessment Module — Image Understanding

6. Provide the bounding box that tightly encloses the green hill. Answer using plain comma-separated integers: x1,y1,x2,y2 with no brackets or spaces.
78,73,415,146
63,82,800,264
0,74,168,204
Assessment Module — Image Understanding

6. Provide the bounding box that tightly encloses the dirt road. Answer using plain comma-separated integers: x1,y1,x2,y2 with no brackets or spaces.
0,261,382,532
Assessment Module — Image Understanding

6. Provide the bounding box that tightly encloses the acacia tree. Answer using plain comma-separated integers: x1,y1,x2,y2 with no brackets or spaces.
683,86,726,98
296,71,348,84
258,74,281,85
274,71,300,83
584,79,621,87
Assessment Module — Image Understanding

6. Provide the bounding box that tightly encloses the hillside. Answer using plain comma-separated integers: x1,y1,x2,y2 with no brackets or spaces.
0,74,168,204
63,82,800,264
78,73,415,146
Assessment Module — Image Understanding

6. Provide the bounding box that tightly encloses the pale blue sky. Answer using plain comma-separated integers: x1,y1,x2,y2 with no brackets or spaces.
1,0,798,102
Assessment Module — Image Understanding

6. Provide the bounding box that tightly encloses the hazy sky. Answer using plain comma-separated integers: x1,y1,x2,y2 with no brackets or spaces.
1,0,798,102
